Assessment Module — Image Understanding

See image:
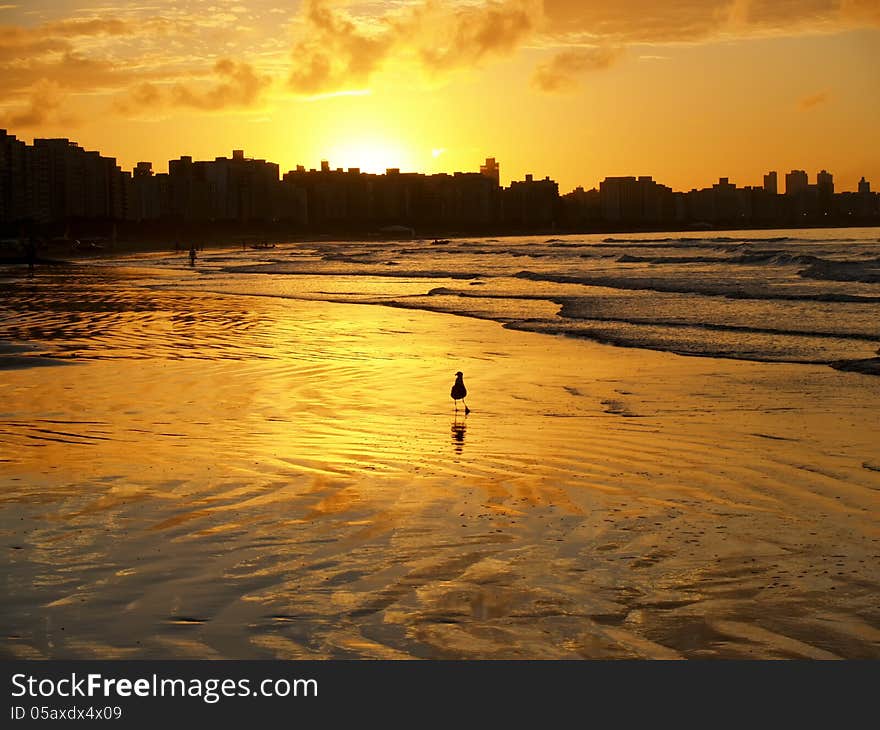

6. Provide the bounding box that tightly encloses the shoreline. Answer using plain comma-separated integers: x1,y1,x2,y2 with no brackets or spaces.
2,222,878,265
3,237,879,377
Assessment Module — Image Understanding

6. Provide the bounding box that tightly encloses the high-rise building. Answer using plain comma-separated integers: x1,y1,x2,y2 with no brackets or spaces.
858,176,871,194
599,175,673,224
763,171,777,195
785,169,808,196
0,129,29,223
817,170,834,195
480,157,500,186
506,174,559,226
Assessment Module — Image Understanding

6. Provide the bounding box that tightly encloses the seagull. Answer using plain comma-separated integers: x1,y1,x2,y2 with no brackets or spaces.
451,371,470,415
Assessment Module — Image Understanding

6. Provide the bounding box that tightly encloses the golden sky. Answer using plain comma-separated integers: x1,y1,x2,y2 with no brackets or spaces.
1,0,878,192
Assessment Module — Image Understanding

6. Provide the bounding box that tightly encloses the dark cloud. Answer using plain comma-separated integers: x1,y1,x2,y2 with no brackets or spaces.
531,46,622,92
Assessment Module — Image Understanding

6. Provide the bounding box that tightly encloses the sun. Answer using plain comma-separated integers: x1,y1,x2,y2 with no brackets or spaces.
325,137,414,174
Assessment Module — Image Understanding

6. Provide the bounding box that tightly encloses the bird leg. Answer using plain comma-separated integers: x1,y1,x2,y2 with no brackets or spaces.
464,400,470,415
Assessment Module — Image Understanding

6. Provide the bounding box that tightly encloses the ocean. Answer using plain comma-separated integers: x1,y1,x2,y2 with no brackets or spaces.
92,226,880,372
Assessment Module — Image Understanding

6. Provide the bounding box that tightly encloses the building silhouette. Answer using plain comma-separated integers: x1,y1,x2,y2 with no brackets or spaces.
480,157,500,186
785,170,809,196
599,176,674,225
1,128,878,237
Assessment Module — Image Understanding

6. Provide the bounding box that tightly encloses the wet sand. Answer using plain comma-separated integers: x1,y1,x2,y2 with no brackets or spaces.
1,267,879,659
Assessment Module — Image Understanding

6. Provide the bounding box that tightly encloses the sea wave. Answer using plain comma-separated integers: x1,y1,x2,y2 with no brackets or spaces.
513,270,880,302
10,227,876,375
799,258,880,284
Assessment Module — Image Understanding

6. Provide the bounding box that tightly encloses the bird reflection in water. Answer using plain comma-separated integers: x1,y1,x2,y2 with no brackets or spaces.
451,415,466,454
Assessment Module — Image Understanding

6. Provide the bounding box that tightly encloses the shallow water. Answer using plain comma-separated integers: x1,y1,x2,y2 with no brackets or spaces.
0,242,879,659
102,226,880,368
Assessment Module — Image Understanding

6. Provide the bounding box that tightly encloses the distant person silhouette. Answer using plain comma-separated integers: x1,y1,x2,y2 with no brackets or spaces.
451,371,470,415
189,243,196,266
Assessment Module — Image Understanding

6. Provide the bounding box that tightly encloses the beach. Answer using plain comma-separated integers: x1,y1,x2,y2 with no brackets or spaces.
1,236,879,659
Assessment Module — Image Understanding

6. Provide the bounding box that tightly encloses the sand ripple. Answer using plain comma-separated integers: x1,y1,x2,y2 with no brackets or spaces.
1,266,878,659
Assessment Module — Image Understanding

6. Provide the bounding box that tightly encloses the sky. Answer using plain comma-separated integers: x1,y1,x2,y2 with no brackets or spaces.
1,0,878,193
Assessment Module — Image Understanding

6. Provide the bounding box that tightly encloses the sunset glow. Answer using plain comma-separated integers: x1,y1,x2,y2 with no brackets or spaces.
324,137,413,174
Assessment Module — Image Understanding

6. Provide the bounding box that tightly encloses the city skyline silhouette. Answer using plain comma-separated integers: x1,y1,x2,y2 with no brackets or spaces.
2,128,878,235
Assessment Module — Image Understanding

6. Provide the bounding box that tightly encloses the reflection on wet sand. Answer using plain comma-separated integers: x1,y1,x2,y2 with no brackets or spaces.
0,265,878,659
451,418,466,455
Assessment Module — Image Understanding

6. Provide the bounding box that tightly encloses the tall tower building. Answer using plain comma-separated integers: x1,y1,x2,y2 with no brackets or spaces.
817,169,834,195
763,171,777,195
858,176,871,194
785,169,808,196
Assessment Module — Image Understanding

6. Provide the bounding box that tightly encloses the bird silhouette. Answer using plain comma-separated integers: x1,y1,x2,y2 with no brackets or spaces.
451,371,470,415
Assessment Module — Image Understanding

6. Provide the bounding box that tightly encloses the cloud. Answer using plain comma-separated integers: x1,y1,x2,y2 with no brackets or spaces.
411,0,540,73
282,0,880,96
540,0,880,43
171,58,271,109
0,35,69,62
287,0,542,94
112,81,164,115
542,0,732,43
43,17,132,38
2,80,77,128
741,0,880,30
0,16,133,60
287,0,391,93
0,51,141,95
115,58,272,114
799,90,830,110
2,0,878,130
531,46,622,92
0,16,131,42
0,16,172,96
